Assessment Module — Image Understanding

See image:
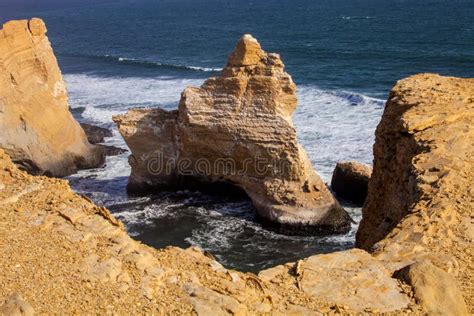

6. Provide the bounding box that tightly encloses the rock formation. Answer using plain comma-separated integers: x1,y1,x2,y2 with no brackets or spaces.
1,72,472,313
0,148,411,314
331,161,372,205
80,123,127,156
356,74,473,311
114,35,351,234
0,19,104,176
80,123,113,144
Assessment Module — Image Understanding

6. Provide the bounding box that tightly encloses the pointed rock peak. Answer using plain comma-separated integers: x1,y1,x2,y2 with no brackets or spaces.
28,18,47,37
228,34,264,67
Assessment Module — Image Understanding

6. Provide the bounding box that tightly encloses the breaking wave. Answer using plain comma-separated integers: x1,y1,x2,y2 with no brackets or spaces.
65,72,384,272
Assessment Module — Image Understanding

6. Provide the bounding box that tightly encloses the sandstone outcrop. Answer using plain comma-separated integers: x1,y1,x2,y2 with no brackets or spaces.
0,148,402,314
2,73,472,314
0,19,104,176
356,74,473,311
331,161,372,205
114,35,351,234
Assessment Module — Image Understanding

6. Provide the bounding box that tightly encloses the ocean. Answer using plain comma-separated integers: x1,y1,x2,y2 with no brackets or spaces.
1,0,473,272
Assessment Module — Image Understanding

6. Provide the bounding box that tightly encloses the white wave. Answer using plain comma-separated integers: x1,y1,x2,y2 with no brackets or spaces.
341,16,374,20
64,73,204,124
112,56,222,72
187,65,223,72
295,86,384,182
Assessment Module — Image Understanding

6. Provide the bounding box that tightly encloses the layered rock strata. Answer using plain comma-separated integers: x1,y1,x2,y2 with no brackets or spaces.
0,19,104,176
356,74,473,312
114,35,351,234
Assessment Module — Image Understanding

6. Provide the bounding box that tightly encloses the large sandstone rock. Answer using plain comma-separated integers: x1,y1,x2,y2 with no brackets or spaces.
259,249,411,313
331,161,372,205
356,74,474,311
114,35,351,234
0,19,104,176
394,260,468,316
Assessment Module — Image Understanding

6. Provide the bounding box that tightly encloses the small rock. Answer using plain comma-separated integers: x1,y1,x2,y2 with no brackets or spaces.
80,123,113,144
98,145,127,156
331,161,372,205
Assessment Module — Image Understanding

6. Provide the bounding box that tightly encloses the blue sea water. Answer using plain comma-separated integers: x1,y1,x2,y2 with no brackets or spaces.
1,0,473,272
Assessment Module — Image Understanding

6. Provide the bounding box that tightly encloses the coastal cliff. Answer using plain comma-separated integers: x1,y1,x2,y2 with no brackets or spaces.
0,17,471,314
1,72,472,313
0,148,396,314
357,74,473,312
0,19,104,176
114,35,351,234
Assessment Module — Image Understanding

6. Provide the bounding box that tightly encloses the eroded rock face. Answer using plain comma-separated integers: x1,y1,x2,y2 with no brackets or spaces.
0,148,402,314
114,35,351,234
0,19,104,176
356,74,474,311
331,161,372,205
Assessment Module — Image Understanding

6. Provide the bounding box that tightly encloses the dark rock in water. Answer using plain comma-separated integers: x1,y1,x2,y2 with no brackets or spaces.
80,124,127,157
80,123,113,144
98,144,128,156
331,161,372,205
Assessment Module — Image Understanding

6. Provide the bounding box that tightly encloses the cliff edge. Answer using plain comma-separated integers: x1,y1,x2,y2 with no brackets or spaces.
357,74,473,312
0,19,104,176
0,148,404,314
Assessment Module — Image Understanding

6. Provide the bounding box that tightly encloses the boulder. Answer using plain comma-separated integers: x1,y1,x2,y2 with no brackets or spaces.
80,123,113,144
330,161,372,205
114,35,351,234
80,123,128,156
0,19,104,176
394,260,468,316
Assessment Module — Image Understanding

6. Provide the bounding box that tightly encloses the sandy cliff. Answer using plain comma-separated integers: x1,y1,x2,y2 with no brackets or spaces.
259,74,473,315
0,19,104,176
356,74,473,312
0,148,386,314
114,35,351,234
1,71,472,313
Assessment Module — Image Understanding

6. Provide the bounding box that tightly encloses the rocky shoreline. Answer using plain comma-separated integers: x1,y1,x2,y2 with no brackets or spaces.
0,18,472,314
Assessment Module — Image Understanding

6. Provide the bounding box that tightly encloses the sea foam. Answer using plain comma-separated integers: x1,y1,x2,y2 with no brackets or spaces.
65,73,384,272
